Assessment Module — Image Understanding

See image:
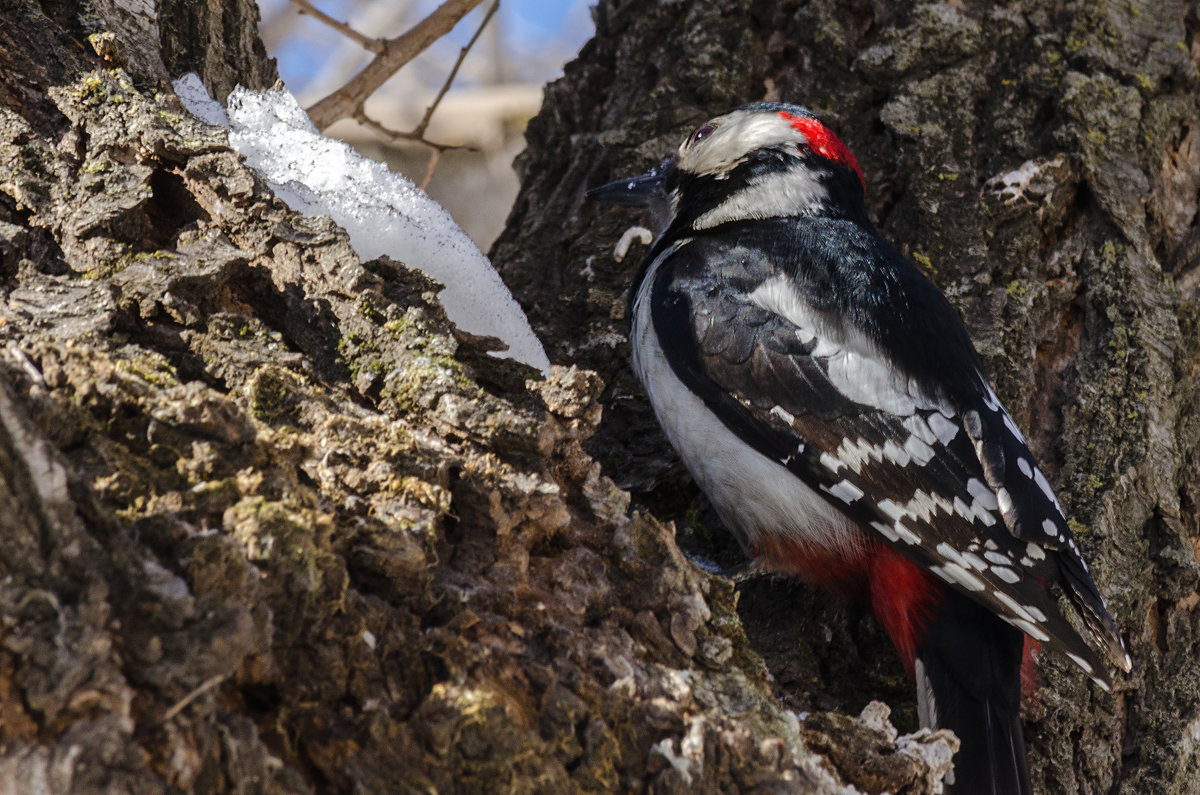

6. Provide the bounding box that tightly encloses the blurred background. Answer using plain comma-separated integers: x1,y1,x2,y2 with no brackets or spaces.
258,0,594,249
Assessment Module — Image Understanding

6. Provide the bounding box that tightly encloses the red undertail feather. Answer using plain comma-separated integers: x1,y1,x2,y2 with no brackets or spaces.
750,535,870,601
750,535,939,678
868,547,939,678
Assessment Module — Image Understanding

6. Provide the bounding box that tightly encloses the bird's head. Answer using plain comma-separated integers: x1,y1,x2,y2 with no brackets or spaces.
589,102,867,233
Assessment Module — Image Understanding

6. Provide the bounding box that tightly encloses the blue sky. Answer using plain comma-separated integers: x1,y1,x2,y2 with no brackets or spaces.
507,0,589,42
259,0,594,100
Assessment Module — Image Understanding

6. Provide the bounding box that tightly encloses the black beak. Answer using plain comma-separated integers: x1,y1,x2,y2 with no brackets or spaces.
587,158,672,208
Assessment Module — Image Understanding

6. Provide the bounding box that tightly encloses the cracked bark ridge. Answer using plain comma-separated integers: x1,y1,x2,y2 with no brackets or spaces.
492,0,1200,791
0,0,957,792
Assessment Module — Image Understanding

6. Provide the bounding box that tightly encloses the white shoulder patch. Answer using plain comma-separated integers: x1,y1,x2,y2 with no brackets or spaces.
747,276,943,416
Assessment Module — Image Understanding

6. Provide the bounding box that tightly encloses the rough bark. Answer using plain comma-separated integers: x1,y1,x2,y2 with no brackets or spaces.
492,1,1200,793
0,1,962,793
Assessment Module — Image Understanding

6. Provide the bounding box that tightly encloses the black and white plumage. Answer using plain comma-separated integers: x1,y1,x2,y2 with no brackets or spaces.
590,102,1130,794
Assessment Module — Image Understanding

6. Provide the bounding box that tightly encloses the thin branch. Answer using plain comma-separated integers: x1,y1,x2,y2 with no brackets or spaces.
411,0,500,140
289,0,383,53
339,0,498,187
420,149,441,191
353,110,474,153
306,0,486,131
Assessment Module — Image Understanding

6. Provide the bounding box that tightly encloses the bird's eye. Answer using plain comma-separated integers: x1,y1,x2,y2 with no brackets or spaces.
688,124,716,147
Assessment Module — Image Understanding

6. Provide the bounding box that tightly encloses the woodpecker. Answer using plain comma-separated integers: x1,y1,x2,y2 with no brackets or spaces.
589,102,1131,794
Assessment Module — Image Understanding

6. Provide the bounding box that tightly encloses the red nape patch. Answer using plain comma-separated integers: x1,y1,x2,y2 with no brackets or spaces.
868,546,939,678
779,111,866,192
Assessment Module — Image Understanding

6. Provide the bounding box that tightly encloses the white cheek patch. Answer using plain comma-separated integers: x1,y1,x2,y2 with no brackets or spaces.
693,167,828,229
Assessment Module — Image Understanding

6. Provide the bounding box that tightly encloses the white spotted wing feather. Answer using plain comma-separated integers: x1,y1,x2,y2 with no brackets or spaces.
642,230,1130,686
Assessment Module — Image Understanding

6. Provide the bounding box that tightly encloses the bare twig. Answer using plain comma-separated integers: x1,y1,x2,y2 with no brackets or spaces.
306,0,486,131
353,110,473,154
411,0,500,140
342,0,499,187
420,149,441,190
289,0,383,53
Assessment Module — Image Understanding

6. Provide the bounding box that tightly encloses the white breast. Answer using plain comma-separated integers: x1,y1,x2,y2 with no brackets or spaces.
630,247,865,561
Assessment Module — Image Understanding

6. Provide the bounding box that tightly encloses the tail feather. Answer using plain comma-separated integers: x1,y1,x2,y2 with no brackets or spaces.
915,590,1032,795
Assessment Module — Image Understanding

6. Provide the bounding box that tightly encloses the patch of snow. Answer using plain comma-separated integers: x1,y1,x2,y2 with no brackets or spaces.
173,74,228,126
172,73,549,373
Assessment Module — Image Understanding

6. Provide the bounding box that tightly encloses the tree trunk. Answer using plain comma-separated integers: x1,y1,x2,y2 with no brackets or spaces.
0,1,959,793
1,0,1197,792
492,1,1200,792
